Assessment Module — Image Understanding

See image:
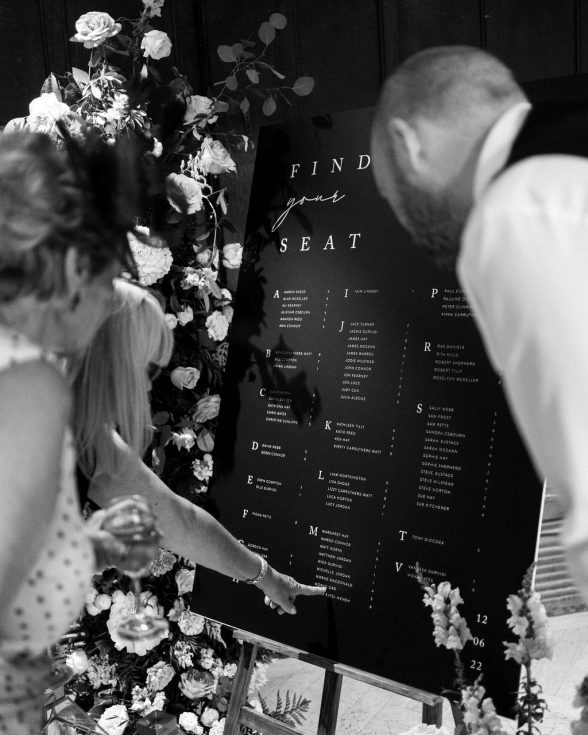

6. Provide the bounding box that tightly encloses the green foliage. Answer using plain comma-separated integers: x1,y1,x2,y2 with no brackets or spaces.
258,688,311,728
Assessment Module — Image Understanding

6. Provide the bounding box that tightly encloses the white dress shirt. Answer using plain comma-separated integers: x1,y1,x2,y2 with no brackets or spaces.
458,102,588,587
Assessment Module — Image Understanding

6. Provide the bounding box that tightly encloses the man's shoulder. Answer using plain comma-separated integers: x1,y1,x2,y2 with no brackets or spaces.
481,154,588,214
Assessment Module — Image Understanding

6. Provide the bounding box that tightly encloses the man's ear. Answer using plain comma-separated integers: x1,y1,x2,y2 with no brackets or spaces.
387,117,424,175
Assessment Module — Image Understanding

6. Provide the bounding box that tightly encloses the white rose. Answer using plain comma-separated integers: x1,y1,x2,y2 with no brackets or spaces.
178,712,203,734
199,138,237,175
141,29,172,59
200,707,219,728
166,173,204,214
70,12,122,48
206,310,229,342
151,138,163,157
177,306,194,326
222,243,242,269
193,395,220,423
175,567,196,595
184,95,216,125
28,93,70,135
171,366,200,390
97,704,129,735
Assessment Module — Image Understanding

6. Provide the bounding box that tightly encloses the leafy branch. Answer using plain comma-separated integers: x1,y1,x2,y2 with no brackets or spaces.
258,689,311,728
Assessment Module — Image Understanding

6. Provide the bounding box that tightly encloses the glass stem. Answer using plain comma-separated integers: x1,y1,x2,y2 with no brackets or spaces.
132,577,143,615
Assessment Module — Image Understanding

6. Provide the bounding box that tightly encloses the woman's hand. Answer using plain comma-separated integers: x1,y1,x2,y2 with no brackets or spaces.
84,509,127,571
257,566,326,615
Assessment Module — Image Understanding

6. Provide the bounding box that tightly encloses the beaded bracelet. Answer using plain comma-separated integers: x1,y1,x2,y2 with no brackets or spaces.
245,553,268,585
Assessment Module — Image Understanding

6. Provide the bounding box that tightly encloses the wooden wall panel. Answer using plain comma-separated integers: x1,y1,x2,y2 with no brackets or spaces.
0,2,47,121
395,0,483,59
4,0,588,124
484,0,578,80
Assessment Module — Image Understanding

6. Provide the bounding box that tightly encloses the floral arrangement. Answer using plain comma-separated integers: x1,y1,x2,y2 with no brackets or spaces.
6,2,315,733
415,565,553,735
57,548,271,734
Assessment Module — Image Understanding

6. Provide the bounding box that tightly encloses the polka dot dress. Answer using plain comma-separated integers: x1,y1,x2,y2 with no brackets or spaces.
0,326,95,734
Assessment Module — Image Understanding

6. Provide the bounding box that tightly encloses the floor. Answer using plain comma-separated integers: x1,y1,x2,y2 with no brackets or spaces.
256,611,588,734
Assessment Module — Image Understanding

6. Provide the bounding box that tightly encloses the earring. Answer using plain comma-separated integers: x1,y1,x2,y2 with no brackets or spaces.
69,292,81,312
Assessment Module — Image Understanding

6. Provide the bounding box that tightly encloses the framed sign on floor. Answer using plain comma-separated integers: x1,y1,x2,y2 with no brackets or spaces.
192,105,543,716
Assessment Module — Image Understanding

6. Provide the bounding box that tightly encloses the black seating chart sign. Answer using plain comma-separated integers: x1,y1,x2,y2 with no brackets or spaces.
192,106,543,715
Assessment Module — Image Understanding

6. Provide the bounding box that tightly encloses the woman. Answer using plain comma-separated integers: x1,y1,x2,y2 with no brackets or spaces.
70,278,325,615
0,128,140,734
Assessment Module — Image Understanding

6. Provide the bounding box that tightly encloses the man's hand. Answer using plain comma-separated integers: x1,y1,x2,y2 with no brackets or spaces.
258,566,326,615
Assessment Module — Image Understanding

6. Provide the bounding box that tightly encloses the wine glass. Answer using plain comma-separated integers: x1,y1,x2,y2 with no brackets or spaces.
101,494,169,641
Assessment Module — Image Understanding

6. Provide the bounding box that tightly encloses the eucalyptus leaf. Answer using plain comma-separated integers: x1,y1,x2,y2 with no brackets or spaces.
258,21,275,45
197,428,215,452
214,100,230,113
152,411,171,426
225,75,238,91
159,424,172,447
269,12,287,29
245,69,259,84
292,76,315,96
231,42,244,58
262,96,277,116
271,67,286,80
240,96,250,115
217,44,237,63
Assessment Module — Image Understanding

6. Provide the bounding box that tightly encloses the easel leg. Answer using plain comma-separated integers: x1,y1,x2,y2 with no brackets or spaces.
317,670,343,735
422,700,443,726
225,641,258,735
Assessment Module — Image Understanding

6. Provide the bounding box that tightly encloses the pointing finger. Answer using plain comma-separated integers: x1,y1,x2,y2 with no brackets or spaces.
295,584,327,597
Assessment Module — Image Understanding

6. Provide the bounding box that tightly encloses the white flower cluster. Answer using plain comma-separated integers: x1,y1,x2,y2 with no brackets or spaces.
86,585,112,616
422,581,472,650
146,661,175,691
192,453,213,482
128,227,173,286
503,590,553,664
461,681,509,735
131,685,166,716
398,725,452,735
85,654,119,690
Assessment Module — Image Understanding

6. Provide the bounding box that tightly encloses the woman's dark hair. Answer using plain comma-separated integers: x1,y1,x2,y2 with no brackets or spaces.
0,126,149,301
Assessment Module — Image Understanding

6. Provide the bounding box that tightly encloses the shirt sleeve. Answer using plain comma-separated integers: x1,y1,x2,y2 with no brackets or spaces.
458,156,588,553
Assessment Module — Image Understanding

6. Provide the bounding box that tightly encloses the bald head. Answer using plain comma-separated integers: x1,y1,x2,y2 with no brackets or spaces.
371,47,527,269
374,46,526,132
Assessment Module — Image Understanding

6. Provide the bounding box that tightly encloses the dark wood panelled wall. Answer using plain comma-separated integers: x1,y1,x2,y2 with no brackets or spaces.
2,0,588,124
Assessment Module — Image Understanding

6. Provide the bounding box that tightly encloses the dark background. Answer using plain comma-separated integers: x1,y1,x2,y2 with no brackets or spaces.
4,0,588,124
6,0,588,241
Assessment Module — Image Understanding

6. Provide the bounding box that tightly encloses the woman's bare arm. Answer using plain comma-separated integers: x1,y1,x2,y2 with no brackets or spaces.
89,432,325,614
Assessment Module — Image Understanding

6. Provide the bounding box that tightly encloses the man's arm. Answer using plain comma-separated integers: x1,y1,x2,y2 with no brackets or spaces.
459,156,588,596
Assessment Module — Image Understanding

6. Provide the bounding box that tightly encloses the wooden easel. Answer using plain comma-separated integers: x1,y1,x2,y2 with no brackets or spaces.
225,630,450,735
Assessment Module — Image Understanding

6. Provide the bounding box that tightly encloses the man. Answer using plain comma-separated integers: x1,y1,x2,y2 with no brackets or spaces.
371,45,588,601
